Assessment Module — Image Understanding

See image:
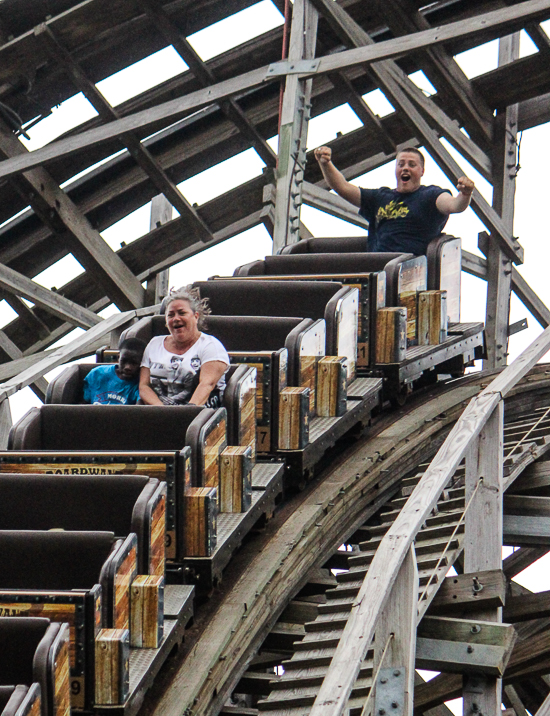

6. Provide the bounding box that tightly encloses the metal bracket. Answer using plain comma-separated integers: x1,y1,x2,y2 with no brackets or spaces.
266,59,320,78
508,318,528,337
373,667,405,716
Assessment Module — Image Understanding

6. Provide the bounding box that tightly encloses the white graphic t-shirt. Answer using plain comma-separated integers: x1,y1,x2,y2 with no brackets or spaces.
141,333,229,404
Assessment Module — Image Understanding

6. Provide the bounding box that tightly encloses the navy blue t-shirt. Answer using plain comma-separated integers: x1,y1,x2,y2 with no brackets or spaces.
82,364,140,405
359,185,450,255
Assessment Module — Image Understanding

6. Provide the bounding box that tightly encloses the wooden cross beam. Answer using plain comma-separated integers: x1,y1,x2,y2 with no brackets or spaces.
36,23,214,246
0,123,145,311
0,0,546,185
136,0,277,168
380,0,494,148
0,261,100,329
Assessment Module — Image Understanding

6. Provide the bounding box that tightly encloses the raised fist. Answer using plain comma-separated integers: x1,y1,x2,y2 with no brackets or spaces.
457,176,474,196
314,146,332,166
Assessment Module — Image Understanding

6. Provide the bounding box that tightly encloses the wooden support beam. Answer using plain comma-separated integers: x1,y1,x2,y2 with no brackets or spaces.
503,546,550,578
0,261,100,328
461,249,550,329
302,181,369,229
416,617,516,677
505,495,550,516
463,402,504,714
373,545,418,716
0,330,48,401
272,0,318,252
0,1,546,185
0,398,12,451
145,195,172,305
428,570,506,615
503,514,550,545
511,461,550,493
387,66,493,182
308,0,524,264
483,34,519,370
36,24,213,246
381,0,494,148
135,0,277,168
504,590,550,622
0,124,144,311
0,292,50,340
327,71,396,156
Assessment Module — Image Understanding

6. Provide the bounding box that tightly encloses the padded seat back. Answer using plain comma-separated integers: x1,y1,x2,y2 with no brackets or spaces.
45,364,109,405
9,404,209,451
280,236,366,254
0,473,150,534
234,252,422,306
0,618,50,686
192,280,344,321
0,531,115,591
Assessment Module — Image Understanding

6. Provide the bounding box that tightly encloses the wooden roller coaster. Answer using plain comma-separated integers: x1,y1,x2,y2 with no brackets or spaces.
1,1,550,716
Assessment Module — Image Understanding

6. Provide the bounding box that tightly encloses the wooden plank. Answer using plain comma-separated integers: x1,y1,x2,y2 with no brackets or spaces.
505,495,550,516
483,33,519,369
0,123,144,312
0,260,100,328
381,0,493,148
428,570,506,614
301,181,369,229
374,545,418,716
504,590,550,622
503,514,550,544
136,0,276,168
0,306,154,402
145,195,172,306
0,330,48,402
0,0,547,188
36,23,214,246
272,0,318,252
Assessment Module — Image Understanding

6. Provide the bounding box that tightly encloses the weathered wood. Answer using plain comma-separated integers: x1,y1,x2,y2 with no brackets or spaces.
316,356,347,418
464,402,503,714
278,387,310,450
0,122,144,311
36,23,213,246
272,0,318,252
137,0,276,168
0,260,100,329
503,514,550,544
376,308,407,363
374,545,418,716
145,195,172,305
504,590,550,622
184,487,218,557
428,570,506,614
301,181,369,229
220,446,253,513
0,329,48,401
0,0,547,188
483,33,519,369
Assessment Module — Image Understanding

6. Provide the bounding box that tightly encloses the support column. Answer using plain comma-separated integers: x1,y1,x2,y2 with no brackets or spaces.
145,195,172,305
272,0,318,253
483,34,519,370
373,545,418,716
463,402,504,716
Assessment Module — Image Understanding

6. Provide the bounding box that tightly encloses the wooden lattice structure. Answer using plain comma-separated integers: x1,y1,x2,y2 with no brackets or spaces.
1,1,550,715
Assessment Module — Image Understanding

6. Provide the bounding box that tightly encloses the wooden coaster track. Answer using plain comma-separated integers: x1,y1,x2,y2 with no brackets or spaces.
143,358,550,716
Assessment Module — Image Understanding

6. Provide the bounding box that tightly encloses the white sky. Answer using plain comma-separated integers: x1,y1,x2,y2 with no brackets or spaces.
4,5,550,708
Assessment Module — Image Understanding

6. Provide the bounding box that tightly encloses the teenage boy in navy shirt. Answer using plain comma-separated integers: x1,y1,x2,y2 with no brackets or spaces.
314,145,475,256
83,338,146,405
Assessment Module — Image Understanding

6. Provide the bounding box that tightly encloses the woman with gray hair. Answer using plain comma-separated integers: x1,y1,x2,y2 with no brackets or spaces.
139,286,229,407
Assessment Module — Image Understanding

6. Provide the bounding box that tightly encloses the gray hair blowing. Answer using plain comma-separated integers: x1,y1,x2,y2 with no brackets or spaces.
164,286,211,330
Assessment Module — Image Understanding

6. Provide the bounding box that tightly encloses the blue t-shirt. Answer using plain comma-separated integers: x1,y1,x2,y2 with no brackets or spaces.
82,365,140,405
359,185,450,255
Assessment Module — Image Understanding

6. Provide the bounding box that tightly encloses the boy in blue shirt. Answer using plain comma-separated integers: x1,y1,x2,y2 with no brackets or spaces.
83,338,146,405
